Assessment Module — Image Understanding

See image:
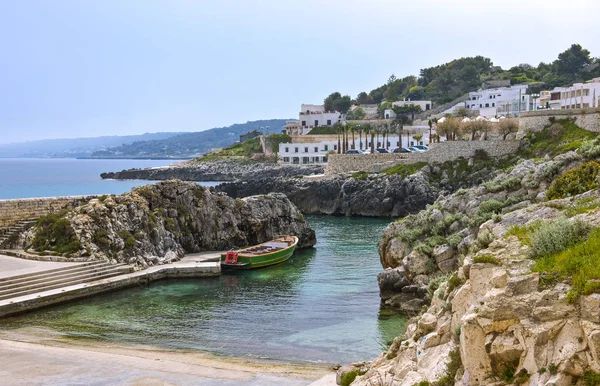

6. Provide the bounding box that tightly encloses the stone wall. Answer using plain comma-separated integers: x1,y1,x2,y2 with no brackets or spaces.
0,196,96,228
519,108,600,134
325,140,520,174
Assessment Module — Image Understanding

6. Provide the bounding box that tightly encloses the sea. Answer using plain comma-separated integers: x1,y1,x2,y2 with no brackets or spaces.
0,158,219,199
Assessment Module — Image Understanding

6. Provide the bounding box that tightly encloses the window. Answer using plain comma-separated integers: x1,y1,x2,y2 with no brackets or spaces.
302,157,309,164
385,114,390,119
333,145,337,150
284,147,289,152
294,147,299,153
324,144,329,151
314,147,318,152
304,147,309,153
471,104,475,108
492,103,495,107
485,103,489,108
490,95,493,99
301,120,306,126
396,141,399,146
426,104,430,110
283,157,290,163
314,120,319,126
292,157,299,164
480,104,482,108
327,119,332,125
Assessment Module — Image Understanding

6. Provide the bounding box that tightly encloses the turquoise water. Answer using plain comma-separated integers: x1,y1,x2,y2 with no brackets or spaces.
2,216,406,364
0,158,219,199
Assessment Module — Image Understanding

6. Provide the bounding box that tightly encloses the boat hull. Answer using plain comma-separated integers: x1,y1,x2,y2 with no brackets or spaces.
220,238,297,270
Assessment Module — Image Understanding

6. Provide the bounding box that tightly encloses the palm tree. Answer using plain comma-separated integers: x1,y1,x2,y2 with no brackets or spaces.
397,118,404,149
428,119,433,145
335,122,342,153
357,125,363,150
350,124,356,149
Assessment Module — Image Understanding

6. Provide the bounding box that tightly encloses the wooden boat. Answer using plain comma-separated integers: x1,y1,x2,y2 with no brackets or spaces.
220,236,299,270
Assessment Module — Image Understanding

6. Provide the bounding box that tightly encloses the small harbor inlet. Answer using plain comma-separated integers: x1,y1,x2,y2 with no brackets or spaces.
1,215,407,365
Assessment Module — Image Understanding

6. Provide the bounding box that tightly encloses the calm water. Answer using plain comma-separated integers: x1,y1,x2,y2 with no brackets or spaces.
0,158,219,199
2,215,406,364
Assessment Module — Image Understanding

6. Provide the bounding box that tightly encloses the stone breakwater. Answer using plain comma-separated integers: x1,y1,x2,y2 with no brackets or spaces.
0,196,97,228
217,172,438,218
100,160,325,182
14,181,316,267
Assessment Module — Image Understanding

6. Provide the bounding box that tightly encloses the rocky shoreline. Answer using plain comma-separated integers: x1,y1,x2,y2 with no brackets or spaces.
100,159,325,182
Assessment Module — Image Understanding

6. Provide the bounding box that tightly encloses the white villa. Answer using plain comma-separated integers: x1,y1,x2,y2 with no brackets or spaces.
278,134,430,165
285,104,341,135
465,84,531,117
536,78,600,110
392,100,433,111
350,104,379,117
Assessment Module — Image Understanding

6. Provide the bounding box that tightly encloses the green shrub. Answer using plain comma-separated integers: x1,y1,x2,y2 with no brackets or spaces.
447,273,464,293
581,138,600,159
529,217,588,258
478,200,504,216
427,274,451,297
504,222,540,245
93,228,111,250
547,161,600,200
351,171,369,181
533,227,600,302
383,162,428,178
32,213,81,255
340,369,366,386
583,370,600,385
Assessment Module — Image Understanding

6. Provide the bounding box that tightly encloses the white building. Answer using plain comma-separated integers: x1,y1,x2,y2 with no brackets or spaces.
284,104,340,135
465,84,531,117
278,134,430,165
540,78,600,110
392,100,433,112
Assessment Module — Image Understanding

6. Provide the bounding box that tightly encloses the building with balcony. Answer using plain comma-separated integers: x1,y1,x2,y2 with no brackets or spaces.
541,78,600,110
465,84,531,117
285,104,341,135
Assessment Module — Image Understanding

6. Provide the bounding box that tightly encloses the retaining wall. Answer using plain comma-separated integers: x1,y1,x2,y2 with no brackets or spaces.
325,140,520,174
519,108,600,134
0,196,97,228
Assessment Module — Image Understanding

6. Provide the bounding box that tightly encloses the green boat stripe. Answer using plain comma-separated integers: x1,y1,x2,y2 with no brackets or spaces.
250,251,293,267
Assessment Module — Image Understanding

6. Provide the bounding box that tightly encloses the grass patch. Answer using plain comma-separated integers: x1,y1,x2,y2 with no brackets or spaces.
473,254,501,265
383,162,428,178
566,196,600,217
533,227,600,302
351,171,369,181
547,161,600,200
504,222,541,245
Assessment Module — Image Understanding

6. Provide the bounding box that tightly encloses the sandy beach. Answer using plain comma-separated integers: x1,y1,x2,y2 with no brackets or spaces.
0,327,335,386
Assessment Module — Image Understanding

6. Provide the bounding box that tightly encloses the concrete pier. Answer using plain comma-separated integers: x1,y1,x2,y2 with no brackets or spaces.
0,252,222,318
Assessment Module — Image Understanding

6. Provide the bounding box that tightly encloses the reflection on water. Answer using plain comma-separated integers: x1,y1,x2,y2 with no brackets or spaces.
2,215,407,364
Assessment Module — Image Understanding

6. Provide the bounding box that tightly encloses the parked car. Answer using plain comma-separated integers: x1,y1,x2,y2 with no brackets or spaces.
408,146,426,152
393,147,414,153
375,148,390,153
345,149,362,154
412,145,429,151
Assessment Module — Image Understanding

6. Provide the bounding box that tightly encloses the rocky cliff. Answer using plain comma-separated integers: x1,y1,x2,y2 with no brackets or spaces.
341,134,600,384
217,172,438,217
100,160,325,182
20,181,316,267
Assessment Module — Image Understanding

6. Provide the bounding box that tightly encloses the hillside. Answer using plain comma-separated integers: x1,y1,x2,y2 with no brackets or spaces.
89,119,289,159
0,132,184,158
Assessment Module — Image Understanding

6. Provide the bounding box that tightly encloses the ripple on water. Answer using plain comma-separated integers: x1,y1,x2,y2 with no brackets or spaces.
1,215,407,364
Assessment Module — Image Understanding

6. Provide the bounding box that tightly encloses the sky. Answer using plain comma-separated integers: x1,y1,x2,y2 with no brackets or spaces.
0,0,599,144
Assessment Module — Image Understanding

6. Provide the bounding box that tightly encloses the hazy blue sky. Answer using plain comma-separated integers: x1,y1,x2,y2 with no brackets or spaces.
1,0,599,144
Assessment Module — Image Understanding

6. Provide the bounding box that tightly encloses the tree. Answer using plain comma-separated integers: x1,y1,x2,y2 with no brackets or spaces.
324,92,342,112
413,134,423,145
463,120,491,140
350,124,356,149
408,104,422,120
428,120,433,144
437,117,461,141
554,44,592,75
334,122,343,153
356,92,371,104
346,107,366,121
497,119,520,140
396,118,404,149
332,95,353,114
